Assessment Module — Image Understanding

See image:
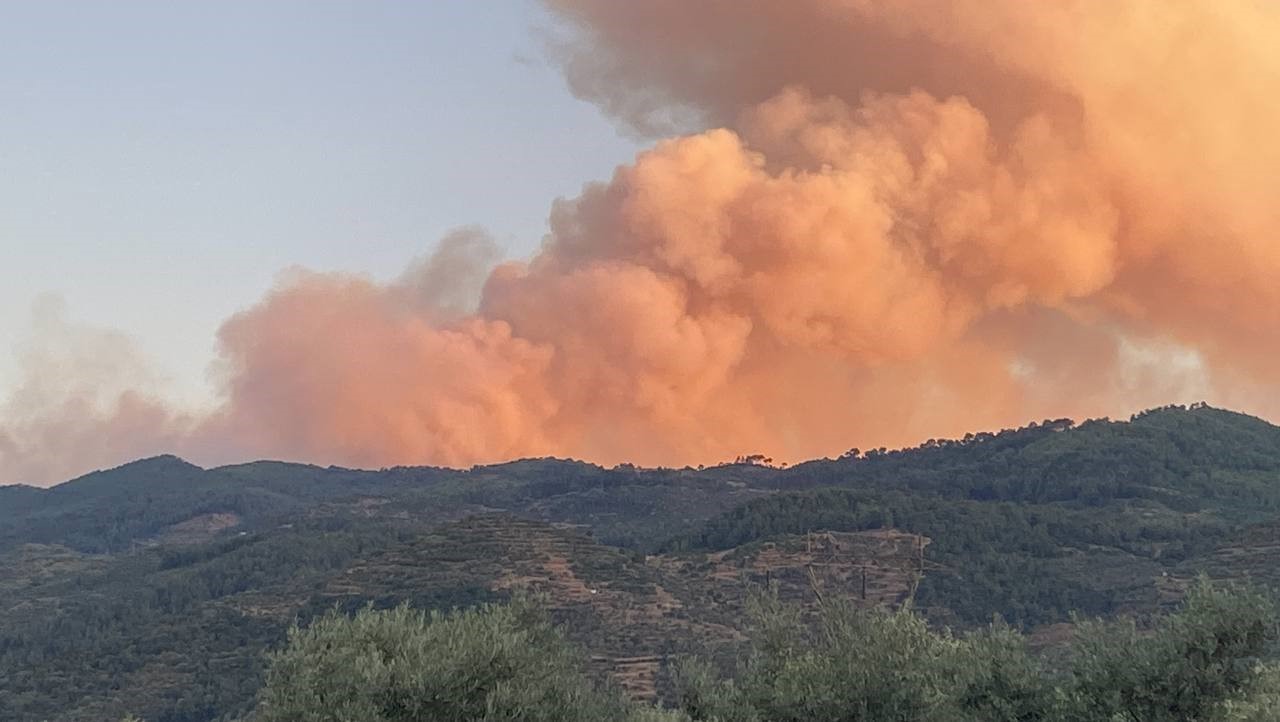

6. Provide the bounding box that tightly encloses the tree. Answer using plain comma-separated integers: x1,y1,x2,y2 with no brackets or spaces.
1213,664,1280,722
255,596,684,722
677,592,1048,722
677,580,1277,722
253,582,1275,722
1061,578,1277,722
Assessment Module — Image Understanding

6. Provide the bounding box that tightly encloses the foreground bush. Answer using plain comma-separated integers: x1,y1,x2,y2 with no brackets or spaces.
1214,663,1280,722
1066,580,1277,721
254,596,682,722
678,580,1277,722
254,580,1274,722
676,595,1048,722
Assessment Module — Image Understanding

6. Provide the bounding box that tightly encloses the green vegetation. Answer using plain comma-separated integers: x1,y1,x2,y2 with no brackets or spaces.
1064,581,1276,721
245,581,1277,722
0,520,413,722
777,405,1280,515
1216,664,1280,722
3,405,1280,720
676,580,1279,722
256,597,668,722
664,405,1280,627
664,487,1234,625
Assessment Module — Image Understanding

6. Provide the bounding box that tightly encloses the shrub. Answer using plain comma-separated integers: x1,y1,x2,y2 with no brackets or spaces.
255,596,680,722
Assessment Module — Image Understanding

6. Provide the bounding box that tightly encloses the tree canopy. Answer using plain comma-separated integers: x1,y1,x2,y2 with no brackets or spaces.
245,579,1277,722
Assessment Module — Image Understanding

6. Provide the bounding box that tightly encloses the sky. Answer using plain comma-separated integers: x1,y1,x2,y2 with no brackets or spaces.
4,1,1279,486
0,0,639,409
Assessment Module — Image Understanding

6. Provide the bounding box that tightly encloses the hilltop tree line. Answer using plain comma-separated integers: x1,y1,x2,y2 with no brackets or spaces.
775,406,1280,512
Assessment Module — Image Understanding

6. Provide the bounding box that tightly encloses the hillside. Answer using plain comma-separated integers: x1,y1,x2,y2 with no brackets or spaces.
2,404,1280,721
0,515,924,721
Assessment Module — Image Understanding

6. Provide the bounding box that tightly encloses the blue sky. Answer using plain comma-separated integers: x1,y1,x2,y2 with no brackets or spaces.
0,0,639,407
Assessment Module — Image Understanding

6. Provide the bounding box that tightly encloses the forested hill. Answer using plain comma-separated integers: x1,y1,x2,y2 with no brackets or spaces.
4,404,1280,721
778,403,1280,503
5,404,1279,554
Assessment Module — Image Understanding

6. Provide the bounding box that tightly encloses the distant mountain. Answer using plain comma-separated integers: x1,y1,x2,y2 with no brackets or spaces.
2,404,1279,721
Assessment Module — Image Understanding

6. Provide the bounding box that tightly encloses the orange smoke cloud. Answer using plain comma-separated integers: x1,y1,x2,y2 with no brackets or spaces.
4,0,1280,485
547,0,1280,395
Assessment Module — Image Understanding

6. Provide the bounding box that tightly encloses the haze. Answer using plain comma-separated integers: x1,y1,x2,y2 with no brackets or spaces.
0,1,638,414
4,1,1279,486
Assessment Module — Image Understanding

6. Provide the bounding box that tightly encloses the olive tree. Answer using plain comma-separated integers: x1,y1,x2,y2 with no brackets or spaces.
678,580,1276,722
255,597,683,722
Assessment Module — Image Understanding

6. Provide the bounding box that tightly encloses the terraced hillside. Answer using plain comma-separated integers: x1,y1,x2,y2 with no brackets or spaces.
0,513,926,721
3,404,1280,721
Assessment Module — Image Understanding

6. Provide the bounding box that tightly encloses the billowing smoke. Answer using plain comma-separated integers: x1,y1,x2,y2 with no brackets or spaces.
4,1,1280,485
0,297,192,485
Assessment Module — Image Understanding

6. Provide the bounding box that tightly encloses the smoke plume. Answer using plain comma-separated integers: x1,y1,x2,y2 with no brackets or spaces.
4,0,1280,485
0,297,191,485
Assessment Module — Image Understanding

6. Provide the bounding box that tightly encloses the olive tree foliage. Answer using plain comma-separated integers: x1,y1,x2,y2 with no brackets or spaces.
254,597,686,722
676,594,1049,722
1212,664,1280,722
677,579,1278,722
250,580,1274,722
1063,580,1277,722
